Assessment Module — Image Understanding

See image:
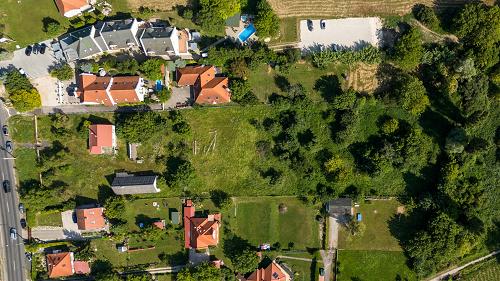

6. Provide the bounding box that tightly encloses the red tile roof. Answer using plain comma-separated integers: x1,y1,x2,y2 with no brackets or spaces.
54,0,89,16
88,124,114,154
73,261,90,275
183,199,221,249
76,207,106,230
46,252,74,278
177,65,214,86
246,261,291,281
176,65,231,105
77,74,142,106
153,220,166,229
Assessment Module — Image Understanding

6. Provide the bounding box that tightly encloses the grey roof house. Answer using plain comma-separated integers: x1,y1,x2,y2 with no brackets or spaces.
138,25,176,57
96,18,140,50
58,25,103,61
326,198,353,216
111,172,159,195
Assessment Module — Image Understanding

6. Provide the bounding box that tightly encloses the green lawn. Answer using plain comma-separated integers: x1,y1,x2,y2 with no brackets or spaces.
283,258,321,281
230,197,320,250
0,0,69,47
35,211,62,227
124,198,182,231
8,115,35,143
269,17,299,45
247,63,348,102
336,250,417,281
338,199,404,251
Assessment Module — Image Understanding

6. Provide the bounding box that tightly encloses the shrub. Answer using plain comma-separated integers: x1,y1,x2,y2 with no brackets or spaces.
254,0,280,38
10,89,42,112
392,27,424,71
140,58,165,80
311,45,381,68
50,63,74,81
413,4,440,31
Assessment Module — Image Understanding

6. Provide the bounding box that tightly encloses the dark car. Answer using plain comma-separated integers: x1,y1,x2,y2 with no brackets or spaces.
320,19,326,30
319,268,325,276
20,219,27,229
72,212,77,223
10,228,17,240
25,252,32,261
39,43,47,54
25,45,32,56
3,180,11,193
5,141,13,153
2,125,8,136
307,19,314,31
19,203,25,214
32,43,40,55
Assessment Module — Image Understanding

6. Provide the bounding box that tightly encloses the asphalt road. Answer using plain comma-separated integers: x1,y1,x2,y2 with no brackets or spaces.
0,101,26,281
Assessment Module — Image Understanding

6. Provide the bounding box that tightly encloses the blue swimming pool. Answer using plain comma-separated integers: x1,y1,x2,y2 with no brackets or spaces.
238,24,256,42
156,80,162,91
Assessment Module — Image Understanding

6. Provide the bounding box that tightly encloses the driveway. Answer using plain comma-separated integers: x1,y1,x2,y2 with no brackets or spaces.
30,227,66,241
167,86,192,109
299,18,383,51
61,210,79,233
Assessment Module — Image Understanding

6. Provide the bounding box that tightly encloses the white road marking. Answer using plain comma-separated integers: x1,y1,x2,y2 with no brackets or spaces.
6,203,9,213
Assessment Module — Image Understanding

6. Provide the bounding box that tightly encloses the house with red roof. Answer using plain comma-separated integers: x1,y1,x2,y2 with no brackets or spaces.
54,0,92,18
88,124,116,155
76,207,106,231
76,74,146,106
176,65,231,105
183,199,221,249
241,261,292,281
46,252,90,278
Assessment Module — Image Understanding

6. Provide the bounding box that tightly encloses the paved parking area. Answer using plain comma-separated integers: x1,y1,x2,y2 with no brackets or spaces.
0,39,58,79
167,86,192,108
299,17,382,51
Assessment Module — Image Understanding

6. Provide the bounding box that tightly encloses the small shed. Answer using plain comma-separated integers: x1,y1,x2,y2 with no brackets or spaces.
170,209,179,225
326,198,353,217
356,213,362,221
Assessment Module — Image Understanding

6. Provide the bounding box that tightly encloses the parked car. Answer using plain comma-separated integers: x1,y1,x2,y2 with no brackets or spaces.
32,43,40,55
39,43,47,54
72,212,77,223
307,19,314,31
2,125,8,136
320,19,326,29
5,141,13,153
3,180,11,193
25,252,32,261
319,268,325,276
10,228,17,240
20,219,27,229
25,45,32,56
18,203,24,214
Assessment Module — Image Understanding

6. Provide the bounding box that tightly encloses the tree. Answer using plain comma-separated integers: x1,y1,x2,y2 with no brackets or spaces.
324,155,351,183
197,0,240,34
453,4,500,69
380,118,399,135
392,27,424,71
116,111,166,142
228,57,249,79
9,89,41,112
156,88,171,102
176,262,222,281
396,75,429,115
254,0,280,38
231,249,259,274
229,79,258,105
42,17,63,36
50,63,74,81
140,58,164,80
413,4,440,31
456,75,490,119
210,189,232,209
4,70,33,93
104,196,125,221
331,88,357,110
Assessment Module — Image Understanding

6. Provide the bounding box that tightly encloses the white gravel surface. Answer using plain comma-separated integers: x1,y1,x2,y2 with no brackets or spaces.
299,17,382,51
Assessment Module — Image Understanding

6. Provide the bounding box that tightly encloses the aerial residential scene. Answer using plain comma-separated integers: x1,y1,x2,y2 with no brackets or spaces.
0,0,498,280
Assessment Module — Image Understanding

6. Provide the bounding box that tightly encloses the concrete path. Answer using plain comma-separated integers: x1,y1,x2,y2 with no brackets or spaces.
277,255,323,263
321,216,339,281
427,250,500,281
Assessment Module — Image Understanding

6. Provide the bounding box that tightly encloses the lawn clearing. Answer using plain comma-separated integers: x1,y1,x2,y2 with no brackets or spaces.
337,250,416,281
231,197,320,250
269,17,299,45
35,211,62,227
124,198,182,231
8,115,35,143
338,199,403,251
0,0,69,46
283,258,321,281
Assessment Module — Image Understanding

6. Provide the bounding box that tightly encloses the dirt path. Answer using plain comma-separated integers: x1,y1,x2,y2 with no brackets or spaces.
426,250,500,281
277,255,323,263
412,19,458,43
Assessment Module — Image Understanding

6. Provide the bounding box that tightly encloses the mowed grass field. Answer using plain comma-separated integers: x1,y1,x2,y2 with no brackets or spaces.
267,0,489,18
461,257,500,281
230,197,320,250
338,199,403,251
336,250,416,281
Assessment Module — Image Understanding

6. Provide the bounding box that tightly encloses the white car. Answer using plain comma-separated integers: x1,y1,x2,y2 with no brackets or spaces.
10,227,17,240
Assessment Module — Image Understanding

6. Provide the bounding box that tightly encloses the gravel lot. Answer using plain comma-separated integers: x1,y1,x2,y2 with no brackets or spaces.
299,17,382,51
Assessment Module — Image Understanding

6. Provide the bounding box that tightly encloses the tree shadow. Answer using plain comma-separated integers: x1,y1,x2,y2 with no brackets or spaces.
74,195,98,207
223,235,254,261
274,75,290,92
159,250,188,266
210,189,231,209
86,114,112,125
310,257,317,281
418,109,453,147
314,74,342,103
135,214,154,227
41,17,60,32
